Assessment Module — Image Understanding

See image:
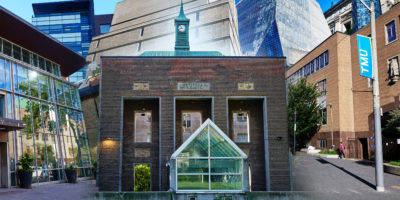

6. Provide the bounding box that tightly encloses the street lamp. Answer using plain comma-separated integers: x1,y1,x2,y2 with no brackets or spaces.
358,0,385,192
328,104,333,150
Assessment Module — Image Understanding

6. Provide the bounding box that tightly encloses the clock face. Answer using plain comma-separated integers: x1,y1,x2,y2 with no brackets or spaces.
178,25,186,32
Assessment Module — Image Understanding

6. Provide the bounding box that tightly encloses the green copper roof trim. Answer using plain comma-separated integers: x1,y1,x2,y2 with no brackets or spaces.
176,0,189,21
140,51,224,57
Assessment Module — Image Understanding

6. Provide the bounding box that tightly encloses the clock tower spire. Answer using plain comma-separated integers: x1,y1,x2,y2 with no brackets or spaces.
175,0,190,51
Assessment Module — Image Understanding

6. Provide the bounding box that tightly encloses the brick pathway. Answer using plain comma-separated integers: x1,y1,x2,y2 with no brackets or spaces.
293,152,400,199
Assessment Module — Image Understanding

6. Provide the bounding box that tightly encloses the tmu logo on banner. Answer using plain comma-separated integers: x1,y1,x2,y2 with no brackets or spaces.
357,35,373,79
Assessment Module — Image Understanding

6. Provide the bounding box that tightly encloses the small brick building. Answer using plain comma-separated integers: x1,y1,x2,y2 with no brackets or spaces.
97,2,290,192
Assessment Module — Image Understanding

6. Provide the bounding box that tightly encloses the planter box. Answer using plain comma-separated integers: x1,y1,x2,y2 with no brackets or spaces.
65,169,78,183
317,154,339,159
17,170,33,189
384,164,400,176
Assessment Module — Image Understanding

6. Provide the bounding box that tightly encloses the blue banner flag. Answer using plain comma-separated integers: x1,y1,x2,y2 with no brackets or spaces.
357,35,373,79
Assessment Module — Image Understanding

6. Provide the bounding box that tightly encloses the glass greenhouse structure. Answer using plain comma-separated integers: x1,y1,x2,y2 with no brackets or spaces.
170,119,249,192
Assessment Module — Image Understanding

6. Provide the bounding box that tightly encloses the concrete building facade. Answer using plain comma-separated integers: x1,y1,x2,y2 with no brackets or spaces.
86,0,242,65
287,3,400,160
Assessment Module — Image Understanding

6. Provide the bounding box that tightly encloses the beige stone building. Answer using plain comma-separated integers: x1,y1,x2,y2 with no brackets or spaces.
86,0,241,65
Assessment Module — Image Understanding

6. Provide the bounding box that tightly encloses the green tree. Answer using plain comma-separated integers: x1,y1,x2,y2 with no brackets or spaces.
134,164,151,191
383,109,400,137
288,79,323,149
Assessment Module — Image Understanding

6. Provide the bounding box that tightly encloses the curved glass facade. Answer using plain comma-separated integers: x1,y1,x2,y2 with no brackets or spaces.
0,36,91,186
237,0,331,67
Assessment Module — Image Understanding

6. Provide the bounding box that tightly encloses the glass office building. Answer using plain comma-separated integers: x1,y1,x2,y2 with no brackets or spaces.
1,6,91,187
352,0,382,32
32,0,95,83
236,0,331,68
0,37,91,186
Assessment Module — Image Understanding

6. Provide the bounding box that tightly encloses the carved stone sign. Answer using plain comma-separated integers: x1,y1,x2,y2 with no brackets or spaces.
133,82,149,90
135,148,151,158
238,82,254,90
177,82,210,90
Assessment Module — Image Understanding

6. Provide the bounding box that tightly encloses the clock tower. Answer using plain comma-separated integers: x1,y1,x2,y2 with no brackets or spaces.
175,0,190,51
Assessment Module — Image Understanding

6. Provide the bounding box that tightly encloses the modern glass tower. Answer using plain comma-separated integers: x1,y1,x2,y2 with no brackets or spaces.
236,0,331,68
32,0,95,83
1,6,91,187
352,0,382,32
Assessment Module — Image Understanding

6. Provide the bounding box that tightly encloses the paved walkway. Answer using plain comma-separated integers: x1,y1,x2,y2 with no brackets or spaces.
0,179,97,200
293,152,400,200
1,155,399,200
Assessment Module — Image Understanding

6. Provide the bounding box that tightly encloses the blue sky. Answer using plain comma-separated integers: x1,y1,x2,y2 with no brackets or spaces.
317,0,342,12
0,0,338,24
0,0,122,23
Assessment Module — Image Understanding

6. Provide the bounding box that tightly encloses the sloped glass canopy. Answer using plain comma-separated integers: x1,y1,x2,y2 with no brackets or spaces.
171,119,248,192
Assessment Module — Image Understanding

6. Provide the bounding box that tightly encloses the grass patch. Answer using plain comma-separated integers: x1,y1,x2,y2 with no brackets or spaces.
389,161,400,166
319,150,337,155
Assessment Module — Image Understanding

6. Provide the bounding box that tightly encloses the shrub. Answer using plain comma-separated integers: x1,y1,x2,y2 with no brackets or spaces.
17,152,34,173
389,161,400,166
319,150,337,155
134,164,150,191
66,164,77,171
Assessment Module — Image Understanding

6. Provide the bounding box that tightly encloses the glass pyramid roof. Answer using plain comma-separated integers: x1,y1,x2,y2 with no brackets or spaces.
171,119,247,159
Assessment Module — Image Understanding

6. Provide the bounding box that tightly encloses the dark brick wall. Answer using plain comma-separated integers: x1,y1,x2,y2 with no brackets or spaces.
98,57,290,191
228,99,266,191
122,99,159,191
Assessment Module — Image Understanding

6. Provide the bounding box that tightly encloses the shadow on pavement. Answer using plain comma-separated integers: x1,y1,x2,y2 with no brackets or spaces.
316,158,376,190
316,159,329,164
355,160,374,167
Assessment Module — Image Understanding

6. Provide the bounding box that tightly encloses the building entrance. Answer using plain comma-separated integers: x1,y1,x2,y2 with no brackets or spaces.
359,138,368,160
0,142,7,188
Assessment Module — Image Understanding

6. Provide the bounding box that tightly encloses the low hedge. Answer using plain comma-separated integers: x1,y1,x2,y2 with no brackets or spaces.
389,161,400,166
319,150,338,155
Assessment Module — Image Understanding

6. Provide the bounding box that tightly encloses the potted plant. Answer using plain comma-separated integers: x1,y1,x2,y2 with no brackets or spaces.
91,160,97,179
17,152,34,189
65,164,77,183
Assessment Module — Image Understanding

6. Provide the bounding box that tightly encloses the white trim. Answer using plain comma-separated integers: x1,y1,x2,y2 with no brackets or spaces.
171,119,247,159
208,120,248,158
171,119,209,159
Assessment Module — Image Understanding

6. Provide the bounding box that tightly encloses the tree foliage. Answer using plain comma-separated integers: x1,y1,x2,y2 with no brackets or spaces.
17,152,34,173
383,109,400,137
288,79,323,148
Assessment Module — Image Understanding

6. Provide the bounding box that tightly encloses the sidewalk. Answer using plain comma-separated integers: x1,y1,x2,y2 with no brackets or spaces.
0,179,97,200
293,151,400,200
